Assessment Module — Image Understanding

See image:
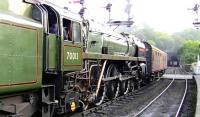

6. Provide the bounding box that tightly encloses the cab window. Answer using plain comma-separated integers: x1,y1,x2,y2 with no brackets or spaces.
63,19,81,43
72,22,81,42
63,18,72,41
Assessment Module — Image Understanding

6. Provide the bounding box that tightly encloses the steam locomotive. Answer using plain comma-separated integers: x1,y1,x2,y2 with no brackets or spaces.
0,0,167,116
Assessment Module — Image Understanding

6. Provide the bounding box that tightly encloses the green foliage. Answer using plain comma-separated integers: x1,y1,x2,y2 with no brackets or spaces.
179,40,200,64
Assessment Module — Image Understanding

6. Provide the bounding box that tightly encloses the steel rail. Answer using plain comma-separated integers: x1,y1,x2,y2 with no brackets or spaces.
175,79,188,117
70,79,160,117
133,78,175,117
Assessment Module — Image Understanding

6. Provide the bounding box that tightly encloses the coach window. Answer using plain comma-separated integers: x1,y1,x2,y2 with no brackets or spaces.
157,53,158,64
156,52,158,64
72,22,81,42
155,52,156,64
159,54,161,64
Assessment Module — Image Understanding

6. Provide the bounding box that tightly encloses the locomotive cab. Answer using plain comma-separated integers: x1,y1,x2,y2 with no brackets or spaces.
33,2,84,114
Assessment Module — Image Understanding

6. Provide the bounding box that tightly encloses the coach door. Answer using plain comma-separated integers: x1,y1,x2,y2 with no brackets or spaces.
61,18,82,71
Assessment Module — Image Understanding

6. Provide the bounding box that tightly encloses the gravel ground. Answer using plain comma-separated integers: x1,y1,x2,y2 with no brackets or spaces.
177,79,197,117
165,67,177,74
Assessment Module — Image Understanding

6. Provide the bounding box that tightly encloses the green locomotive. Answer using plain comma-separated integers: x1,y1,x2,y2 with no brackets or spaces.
0,0,167,116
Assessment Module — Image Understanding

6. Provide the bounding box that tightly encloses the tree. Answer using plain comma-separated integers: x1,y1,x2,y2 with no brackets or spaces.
178,40,200,64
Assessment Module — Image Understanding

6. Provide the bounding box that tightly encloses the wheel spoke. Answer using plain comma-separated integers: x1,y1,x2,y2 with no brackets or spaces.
129,79,135,92
106,64,120,99
124,80,130,94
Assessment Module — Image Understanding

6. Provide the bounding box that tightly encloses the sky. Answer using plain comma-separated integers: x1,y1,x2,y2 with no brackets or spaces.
133,0,197,33
48,0,198,33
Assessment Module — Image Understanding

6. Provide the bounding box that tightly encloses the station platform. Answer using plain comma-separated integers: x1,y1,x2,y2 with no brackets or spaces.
194,75,200,117
162,74,193,79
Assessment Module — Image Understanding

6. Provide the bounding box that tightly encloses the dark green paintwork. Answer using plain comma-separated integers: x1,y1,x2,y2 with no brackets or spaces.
48,34,57,69
0,14,43,94
62,43,82,71
103,36,128,55
86,31,134,56
83,53,146,61
86,32,103,53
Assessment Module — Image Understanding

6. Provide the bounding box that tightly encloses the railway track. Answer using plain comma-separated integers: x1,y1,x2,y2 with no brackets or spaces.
175,67,189,117
132,80,188,117
68,67,192,117
175,79,187,117
131,68,188,117
133,78,176,117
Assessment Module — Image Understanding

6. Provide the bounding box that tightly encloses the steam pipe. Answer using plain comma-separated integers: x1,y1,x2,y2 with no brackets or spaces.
95,60,107,96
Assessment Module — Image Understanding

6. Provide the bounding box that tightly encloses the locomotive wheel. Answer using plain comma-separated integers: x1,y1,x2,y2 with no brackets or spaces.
124,80,130,94
120,79,130,95
105,64,120,99
129,79,135,92
136,80,142,89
